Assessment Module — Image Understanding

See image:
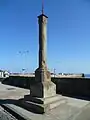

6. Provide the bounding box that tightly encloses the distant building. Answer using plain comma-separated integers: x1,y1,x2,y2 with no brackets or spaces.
0,70,4,78
4,71,10,77
58,73,84,78
0,70,9,78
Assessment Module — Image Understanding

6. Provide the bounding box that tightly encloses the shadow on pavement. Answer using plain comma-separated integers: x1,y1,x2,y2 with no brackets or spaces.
0,99,17,104
0,98,43,114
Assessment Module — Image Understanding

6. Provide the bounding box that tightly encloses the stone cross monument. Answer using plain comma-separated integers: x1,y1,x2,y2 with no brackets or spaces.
30,3,56,99
23,1,62,113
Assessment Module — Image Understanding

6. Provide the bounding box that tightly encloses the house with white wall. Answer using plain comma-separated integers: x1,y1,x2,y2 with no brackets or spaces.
0,70,9,78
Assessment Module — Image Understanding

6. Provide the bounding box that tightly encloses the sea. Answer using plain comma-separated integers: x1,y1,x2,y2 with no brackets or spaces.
85,74,90,78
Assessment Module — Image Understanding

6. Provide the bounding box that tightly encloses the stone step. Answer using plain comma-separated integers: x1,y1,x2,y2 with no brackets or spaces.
24,95,66,104
18,95,66,113
22,100,44,113
1,104,30,120
24,95,43,104
44,95,66,104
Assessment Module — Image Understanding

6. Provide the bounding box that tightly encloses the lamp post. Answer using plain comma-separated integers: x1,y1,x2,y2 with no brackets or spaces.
18,50,29,74
22,68,26,74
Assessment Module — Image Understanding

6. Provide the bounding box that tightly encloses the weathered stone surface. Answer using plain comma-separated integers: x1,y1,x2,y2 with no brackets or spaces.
23,11,62,113
24,12,61,113
20,95,66,113
38,14,48,69
35,68,51,82
0,108,17,120
30,81,56,98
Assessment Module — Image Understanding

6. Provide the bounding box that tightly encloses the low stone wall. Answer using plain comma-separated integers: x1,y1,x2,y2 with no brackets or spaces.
54,77,90,97
2,76,90,97
0,78,4,82
2,76,35,89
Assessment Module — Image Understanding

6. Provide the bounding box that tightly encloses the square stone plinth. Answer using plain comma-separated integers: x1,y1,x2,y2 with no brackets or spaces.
30,81,56,98
19,94,66,114
19,67,61,113
17,81,64,114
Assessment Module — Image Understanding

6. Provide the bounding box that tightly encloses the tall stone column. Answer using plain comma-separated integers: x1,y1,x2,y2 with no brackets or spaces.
38,14,47,69
23,13,63,114
35,14,51,83
30,14,56,97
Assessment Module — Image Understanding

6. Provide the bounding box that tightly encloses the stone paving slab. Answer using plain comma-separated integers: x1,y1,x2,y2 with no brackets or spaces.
2,100,90,120
0,82,30,99
70,103,90,120
0,106,17,120
2,98,90,120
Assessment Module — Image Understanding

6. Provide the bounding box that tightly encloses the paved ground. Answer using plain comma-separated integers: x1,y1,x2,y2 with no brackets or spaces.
0,82,30,99
0,83,30,120
0,82,90,120
0,106,17,120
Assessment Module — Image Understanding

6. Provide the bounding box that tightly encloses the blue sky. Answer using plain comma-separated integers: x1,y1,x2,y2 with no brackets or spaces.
0,0,90,73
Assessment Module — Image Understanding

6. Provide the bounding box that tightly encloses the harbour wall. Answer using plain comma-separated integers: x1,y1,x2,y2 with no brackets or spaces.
2,76,90,98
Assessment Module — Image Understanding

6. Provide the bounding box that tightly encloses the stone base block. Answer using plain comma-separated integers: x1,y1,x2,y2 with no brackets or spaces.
30,81,56,98
18,95,66,114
